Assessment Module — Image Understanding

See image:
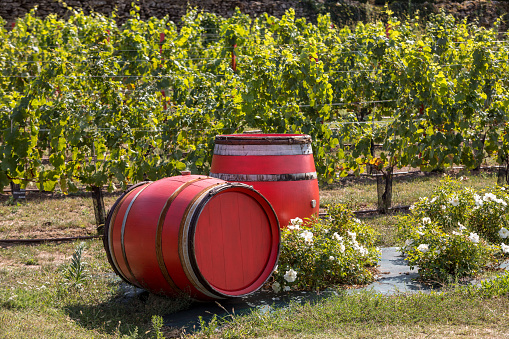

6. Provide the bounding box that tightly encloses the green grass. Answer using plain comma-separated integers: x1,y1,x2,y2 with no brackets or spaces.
187,286,509,339
0,240,192,338
0,169,507,338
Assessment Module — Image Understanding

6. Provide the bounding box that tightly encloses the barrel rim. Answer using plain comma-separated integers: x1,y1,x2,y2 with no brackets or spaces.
215,134,311,145
187,183,281,298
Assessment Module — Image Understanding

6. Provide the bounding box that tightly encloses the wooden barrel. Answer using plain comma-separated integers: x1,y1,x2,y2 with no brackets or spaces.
103,174,280,300
209,134,320,228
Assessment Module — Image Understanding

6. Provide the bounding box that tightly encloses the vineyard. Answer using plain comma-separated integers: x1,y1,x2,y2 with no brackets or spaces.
1,6,509,214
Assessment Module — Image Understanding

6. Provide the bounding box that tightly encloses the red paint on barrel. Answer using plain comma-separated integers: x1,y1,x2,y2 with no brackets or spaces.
210,134,320,228
103,175,279,300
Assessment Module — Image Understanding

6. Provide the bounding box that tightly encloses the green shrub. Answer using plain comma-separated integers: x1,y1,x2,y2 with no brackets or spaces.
398,177,509,283
271,204,379,292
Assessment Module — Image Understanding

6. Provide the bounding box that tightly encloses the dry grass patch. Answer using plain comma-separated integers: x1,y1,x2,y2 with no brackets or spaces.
0,192,121,239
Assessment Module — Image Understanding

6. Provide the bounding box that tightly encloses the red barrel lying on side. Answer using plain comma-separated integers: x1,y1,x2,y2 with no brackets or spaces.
209,134,320,228
103,175,280,300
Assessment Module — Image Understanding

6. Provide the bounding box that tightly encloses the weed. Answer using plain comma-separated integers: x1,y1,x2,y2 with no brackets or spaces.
63,242,88,287
151,315,164,339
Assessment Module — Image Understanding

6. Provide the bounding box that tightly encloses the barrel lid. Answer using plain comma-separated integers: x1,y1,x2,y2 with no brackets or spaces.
215,134,311,145
190,184,280,297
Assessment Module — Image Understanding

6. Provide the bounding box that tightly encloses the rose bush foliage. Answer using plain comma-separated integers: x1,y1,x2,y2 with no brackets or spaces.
271,204,380,292
398,176,509,283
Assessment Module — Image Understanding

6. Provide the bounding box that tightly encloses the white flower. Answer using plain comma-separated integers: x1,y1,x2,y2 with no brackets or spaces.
498,227,509,239
339,243,345,253
284,269,297,283
347,231,357,241
333,232,343,242
272,281,281,293
436,249,441,255
416,230,424,236
288,217,302,230
290,217,303,225
351,239,360,249
496,198,508,206
353,218,361,224
484,193,497,203
324,229,329,234
441,205,446,210
452,231,461,236
422,217,431,225
502,187,506,191
300,230,314,245
417,244,429,253
501,243,509,254
283,286,291,292
458,222,466,231
430,197,438,204
405,239,414,247
409,204,415,210
358,246,368,256
474,194,484,207
449,196,460,207
468,232,480,243
329,256,335,261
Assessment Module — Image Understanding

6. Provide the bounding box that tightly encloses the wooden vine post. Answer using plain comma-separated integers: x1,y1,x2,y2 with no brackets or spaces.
91,185,106,230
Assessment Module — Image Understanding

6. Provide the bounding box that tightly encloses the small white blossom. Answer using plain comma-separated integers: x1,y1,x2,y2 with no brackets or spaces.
353,218,361,224
347,231,357,241
468,232,480,243
417,244,429,253
409,204,415,210
290,217,303,225
324,229,329,234
300,230,314,245
333,232,343,242
284,269,297,283
452,231,461,236
441,205,446,210
430,197,438,204
498,227,509,239
283,286,291,292
272,281,281,293
458,222,466,231
484,193,497,203
339,243,345,253
288,217,303,230
329,256,335,261
474,194,484,207
449,196,460,207
501,243,509,254
405,239,414,247
496,198,508,206
422,217,431,225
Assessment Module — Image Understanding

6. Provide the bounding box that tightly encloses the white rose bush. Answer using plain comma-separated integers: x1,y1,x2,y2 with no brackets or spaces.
398,177,509,283
271,204,380,292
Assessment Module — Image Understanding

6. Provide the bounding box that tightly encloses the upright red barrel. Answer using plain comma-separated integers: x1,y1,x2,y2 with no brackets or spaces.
103,174,280,300
209,134,320,228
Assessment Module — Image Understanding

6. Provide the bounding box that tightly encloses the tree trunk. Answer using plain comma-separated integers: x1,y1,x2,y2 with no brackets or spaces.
91,185,106,229
497,159,509,186
377,167,393,214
